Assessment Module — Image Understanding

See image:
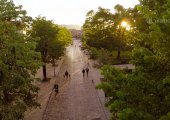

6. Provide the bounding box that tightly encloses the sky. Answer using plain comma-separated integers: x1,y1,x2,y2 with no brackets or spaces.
13,0,139,26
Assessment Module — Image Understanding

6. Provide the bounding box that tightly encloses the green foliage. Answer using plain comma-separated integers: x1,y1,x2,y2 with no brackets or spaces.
98,48,112,65
47,26,72,64
83,6,135,60
89,47,99,60
97,0,170,119
31,17,59,62
97,66,158,119
89,47,131,65
0,0,32,30
30,17,72,80
48,40,65,61
57,26,72,47
117,108,154,120
83,7,115,50
31,17,72,62
0,1,41,119
160,112,170,120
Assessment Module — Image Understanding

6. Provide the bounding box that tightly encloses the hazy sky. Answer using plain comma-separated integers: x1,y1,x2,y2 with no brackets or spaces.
13,0,139,26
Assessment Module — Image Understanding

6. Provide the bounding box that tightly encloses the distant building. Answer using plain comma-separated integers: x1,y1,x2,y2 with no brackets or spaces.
69,29,83,39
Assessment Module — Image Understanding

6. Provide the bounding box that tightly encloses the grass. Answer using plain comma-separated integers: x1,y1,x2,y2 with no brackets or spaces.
111,50,131,59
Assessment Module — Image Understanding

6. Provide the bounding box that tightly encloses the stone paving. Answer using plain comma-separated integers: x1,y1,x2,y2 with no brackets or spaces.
24,56,65,120
24,39,110,120
43,40,110,120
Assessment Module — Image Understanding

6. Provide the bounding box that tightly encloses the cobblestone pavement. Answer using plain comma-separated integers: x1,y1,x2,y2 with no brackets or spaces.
24,55,66,120
44,39,110,120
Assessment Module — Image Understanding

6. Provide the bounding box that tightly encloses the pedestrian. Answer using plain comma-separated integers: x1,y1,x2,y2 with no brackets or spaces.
65,71,69,79
86,67,89,77
69,74,71,79
54,84,59,96
82,69,85,78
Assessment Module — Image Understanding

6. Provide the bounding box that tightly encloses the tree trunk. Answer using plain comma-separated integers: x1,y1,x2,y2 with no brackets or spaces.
43,64,47,81
53,58,56,77
42,49,47,81
117,50,121,59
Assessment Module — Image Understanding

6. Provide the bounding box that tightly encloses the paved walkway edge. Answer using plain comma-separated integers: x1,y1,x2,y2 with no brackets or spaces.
42,56,65,120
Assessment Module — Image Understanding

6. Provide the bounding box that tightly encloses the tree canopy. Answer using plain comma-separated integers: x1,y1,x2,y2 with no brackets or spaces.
83,6,135,58
30,17,72,80
97,1,170,119
57,26,72,47
0,0,41,119
83,7,115,50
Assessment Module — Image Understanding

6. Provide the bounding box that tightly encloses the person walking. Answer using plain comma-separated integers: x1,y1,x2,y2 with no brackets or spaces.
54,84,59,96
65,71,69,79
82,69,85,78
86,67,89,77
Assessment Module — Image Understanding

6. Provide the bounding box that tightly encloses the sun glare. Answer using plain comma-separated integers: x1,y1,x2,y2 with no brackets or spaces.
121,21,131,31
121,21,127,27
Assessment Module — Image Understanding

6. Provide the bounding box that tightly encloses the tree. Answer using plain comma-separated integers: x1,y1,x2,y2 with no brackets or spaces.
112,4,137,59
31,17,59,81
0,0,32,30
83,7,115,50
49,26,72,76
56,26,72,47
0,0,41,119
48,40,65,77
83,6,135,59
31,18,72,79
97,0,170,119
